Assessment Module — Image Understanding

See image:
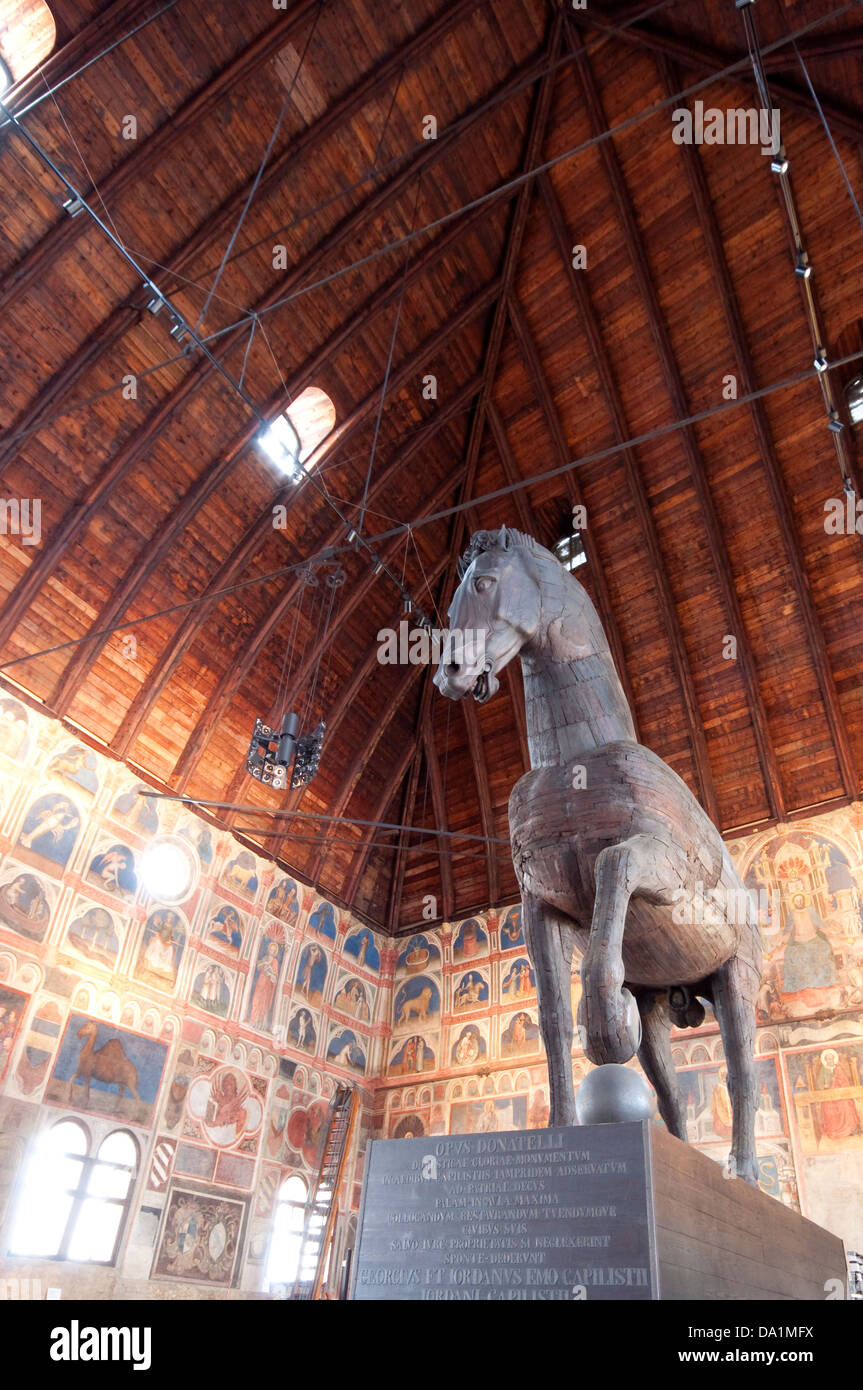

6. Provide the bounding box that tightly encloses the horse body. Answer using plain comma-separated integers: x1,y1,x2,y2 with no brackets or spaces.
435,526,762,1182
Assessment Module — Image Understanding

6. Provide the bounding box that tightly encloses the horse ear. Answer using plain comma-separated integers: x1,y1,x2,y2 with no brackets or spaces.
498,524,509,550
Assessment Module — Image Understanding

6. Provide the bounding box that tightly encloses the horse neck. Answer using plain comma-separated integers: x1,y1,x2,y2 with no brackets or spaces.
518,564,636,768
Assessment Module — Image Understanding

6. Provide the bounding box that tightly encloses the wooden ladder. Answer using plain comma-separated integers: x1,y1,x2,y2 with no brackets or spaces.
292,1084,357,1299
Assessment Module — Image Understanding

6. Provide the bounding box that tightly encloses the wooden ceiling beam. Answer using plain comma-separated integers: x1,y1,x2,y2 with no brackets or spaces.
110,279,497,759
0,0,154,117
50,200,496,715
0,0,491,471
539,167,780,819
341,735,419,907
407,10,561,918
0,0,323,311
486,400,533,534
421,703,455,922
174,455,464,795
506,293,643,741
659,55,859,802
0,45,542,653
570,8,863,147
169,377,482,788
0,0,485,313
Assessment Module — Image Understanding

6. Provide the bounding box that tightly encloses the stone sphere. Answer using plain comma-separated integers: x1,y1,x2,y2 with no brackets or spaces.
574,1063,653,1125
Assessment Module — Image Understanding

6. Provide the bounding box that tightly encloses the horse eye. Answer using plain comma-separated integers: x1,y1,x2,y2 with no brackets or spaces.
475,576,494,593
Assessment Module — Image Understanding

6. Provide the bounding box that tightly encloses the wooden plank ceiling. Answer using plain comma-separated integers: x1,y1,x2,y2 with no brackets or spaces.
1,0,863,934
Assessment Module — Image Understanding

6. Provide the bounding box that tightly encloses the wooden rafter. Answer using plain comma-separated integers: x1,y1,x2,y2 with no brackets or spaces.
50,198,498,715
539,167,770,818
0,45,543,651
168,378,482,786
110,280,497,759
656,55,858,802
506,293,643,743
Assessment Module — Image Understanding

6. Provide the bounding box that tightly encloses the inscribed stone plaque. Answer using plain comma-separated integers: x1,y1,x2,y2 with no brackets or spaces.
352,1120,656,1300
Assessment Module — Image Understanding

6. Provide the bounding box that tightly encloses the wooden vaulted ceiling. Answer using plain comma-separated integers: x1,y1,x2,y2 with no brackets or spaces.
2,0,863,935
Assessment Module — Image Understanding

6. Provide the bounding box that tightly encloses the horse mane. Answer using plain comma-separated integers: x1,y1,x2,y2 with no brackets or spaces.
457,526,559,579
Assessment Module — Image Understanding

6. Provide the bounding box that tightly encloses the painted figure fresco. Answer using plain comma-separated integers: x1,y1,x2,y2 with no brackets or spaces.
451,1024,487,1067
343,925,380,971
452,917,488,961
679,1057,785,1146
0,869,52,941
499,905,525,951
186,1065,264,1147
393,975,440,1030
266,876,299,924
397,933,440,974
308,900,336,941
221,850,259,901
451,1095,528,1134
528,1088,550,1129
327,1027,366,1075
15,998,62,1094
111,784,159,835
389,1035,435,1076
87,842,137,898
787,1041,863,1152
246,929,285,1032
333,977,370,1021
133,910,185,993
500,1010,540,1057
501,957,536,998
190,962,232,1019
17,792,81,868
47,744,99,795
176,816,213,865
745,830,863,1022
162,1049,194,1132
287,1007,317,1054
295,943,327,1007
153,1187,246,1287
64,904,122,969
452,970,489,1011
0,985,27,1081
0,696,29,759
46,1013,168,1125
266,1084,292,1159
286,1097,329,1167
204,903,244,957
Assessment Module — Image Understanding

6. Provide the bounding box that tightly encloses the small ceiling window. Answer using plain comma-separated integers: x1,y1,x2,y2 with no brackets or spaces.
258,387,335,481
553,529,587,572
845,375,863,425
0,1,56,94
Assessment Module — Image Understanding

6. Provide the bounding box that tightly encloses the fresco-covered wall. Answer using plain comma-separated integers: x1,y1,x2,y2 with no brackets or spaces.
376,803,863,1255
0,692,389,1297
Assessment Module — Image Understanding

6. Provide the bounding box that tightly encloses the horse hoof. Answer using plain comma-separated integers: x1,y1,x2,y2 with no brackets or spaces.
577,988,641,1065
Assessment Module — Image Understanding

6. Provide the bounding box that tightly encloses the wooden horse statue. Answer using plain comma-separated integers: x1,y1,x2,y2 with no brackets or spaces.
434,527,763,1183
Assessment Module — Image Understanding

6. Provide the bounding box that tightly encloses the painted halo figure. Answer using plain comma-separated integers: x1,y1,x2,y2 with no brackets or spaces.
435,527,763,1183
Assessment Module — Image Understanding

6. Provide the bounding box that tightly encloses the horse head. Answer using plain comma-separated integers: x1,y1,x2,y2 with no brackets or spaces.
434,525,542,703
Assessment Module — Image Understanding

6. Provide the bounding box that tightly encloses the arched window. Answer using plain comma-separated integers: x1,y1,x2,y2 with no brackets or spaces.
0,1,55,93
265,1174,308,1292
8,1121,137,1263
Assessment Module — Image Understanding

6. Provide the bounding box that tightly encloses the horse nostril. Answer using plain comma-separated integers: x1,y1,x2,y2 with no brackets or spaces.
444,662,460,677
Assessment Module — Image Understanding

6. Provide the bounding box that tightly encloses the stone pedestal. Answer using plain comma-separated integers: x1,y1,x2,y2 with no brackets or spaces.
350,1121,846,1301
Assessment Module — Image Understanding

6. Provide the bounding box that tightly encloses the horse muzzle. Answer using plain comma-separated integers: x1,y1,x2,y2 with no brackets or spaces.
433,660,499,703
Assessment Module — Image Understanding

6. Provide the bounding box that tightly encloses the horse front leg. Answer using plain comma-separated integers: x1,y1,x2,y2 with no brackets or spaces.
521,891,577,1128
579,834,666,1065
707,955,760,1185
